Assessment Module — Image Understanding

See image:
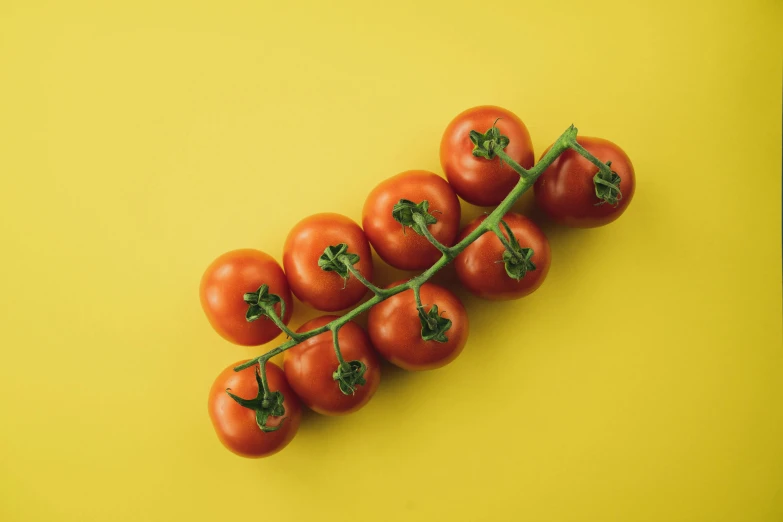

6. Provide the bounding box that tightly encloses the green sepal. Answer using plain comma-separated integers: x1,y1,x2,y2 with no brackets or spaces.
418,304,452,343
243,284,284,323
593,161,623,206
224,366,286,433
502,247,536,280
498,219,536,281
332,360,368,396
318,243,360,280
469,121,510,160
392,199,438,235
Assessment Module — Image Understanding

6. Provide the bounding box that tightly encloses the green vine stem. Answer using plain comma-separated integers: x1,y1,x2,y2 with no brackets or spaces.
234,124,611,402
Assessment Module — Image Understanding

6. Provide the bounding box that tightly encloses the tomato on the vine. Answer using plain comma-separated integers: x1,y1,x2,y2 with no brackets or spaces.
283,213,373,311
534,136,636,227
362,170,460,270
367,282,469,371
283,315,380,416
440,105,535,207
455,212,551,300
200,249,293,346
208,360,301,458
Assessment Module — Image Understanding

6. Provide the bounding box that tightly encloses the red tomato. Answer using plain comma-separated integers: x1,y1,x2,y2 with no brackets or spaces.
440,105,535,207
534,136,636,227
208,360,302,458
362,170,460,270
367,282,469,371
200,249,293,346
283,213,373,311
284,315,380,416
455,212,551,300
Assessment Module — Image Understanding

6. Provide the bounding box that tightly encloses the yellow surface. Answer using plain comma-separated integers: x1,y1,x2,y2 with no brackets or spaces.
1,1,781,520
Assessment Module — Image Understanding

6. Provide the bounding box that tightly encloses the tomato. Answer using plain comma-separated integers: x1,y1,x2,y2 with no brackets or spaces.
440,105,535,207
208,360,302,458
283,315,380,416
200,249,293,346
455,212,551,300
283,213,373,311
367,282,469,371
362,170,460,270
533,136,636,227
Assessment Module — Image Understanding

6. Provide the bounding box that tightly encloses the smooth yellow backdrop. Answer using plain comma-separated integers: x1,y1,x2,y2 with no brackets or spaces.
1,1,781,521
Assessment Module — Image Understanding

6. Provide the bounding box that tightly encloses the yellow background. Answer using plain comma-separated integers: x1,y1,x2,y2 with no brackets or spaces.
1,1,781,520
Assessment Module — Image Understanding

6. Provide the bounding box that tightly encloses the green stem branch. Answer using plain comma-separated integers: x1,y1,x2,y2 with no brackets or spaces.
412,213,452,258
235,124,581,390
342,258,386,297
331,326,347,367
260,304,301,342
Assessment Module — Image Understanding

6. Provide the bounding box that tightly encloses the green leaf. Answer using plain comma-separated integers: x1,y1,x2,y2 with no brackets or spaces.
318,243,360,280
502,247,536,280
255,409,283,433
470,122,510,160
243,285,283,322
225,389,262,410
418,304,452,343
332,360,368,395
499,219,521,251
226,371,287,433
392,199,438,235
593,167,623,206
245,304,263,322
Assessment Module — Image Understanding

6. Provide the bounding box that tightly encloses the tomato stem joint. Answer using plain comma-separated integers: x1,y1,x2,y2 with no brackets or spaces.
418,304,452,343
225,366,287,432
470,123,510,160
332,360,368,395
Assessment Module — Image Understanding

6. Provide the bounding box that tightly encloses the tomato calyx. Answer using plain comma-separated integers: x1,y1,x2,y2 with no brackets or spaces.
496,220,536,281
392,199,439,236
243,284,286,323
469,120,510,161
332,360,368,395
225,366,287,432
593,160,623,206
318,243,360,283
418,304,452,343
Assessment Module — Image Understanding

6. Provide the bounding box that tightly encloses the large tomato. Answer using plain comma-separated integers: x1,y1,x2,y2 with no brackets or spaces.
455,212,551,300
284,315,381,416
200,249,293,346
208,360,302,458
283,213,373,311
534,136,636,227
362,170,460,270
367,282,469,371
440,105,535,206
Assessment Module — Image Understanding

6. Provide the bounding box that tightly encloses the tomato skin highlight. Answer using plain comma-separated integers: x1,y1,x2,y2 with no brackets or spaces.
283,316,381,416
455,212,551,300
440,105,535,207
283,213,373,312
367,282,469,371
200,249,293,346
534,136,636,228
208,361,302,458
362,170,461,271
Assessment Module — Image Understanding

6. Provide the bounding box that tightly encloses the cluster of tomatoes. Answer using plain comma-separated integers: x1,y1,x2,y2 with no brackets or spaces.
200,105,636,458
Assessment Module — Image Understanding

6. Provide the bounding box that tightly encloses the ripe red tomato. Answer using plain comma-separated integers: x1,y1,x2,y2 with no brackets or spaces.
455,212,551,300
200,249,293,346
208,360,302,458
283,315,380,416
534,136,636,227
440,105,535,207
367,282,469,371
362,170,460,270
283,213,373,311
